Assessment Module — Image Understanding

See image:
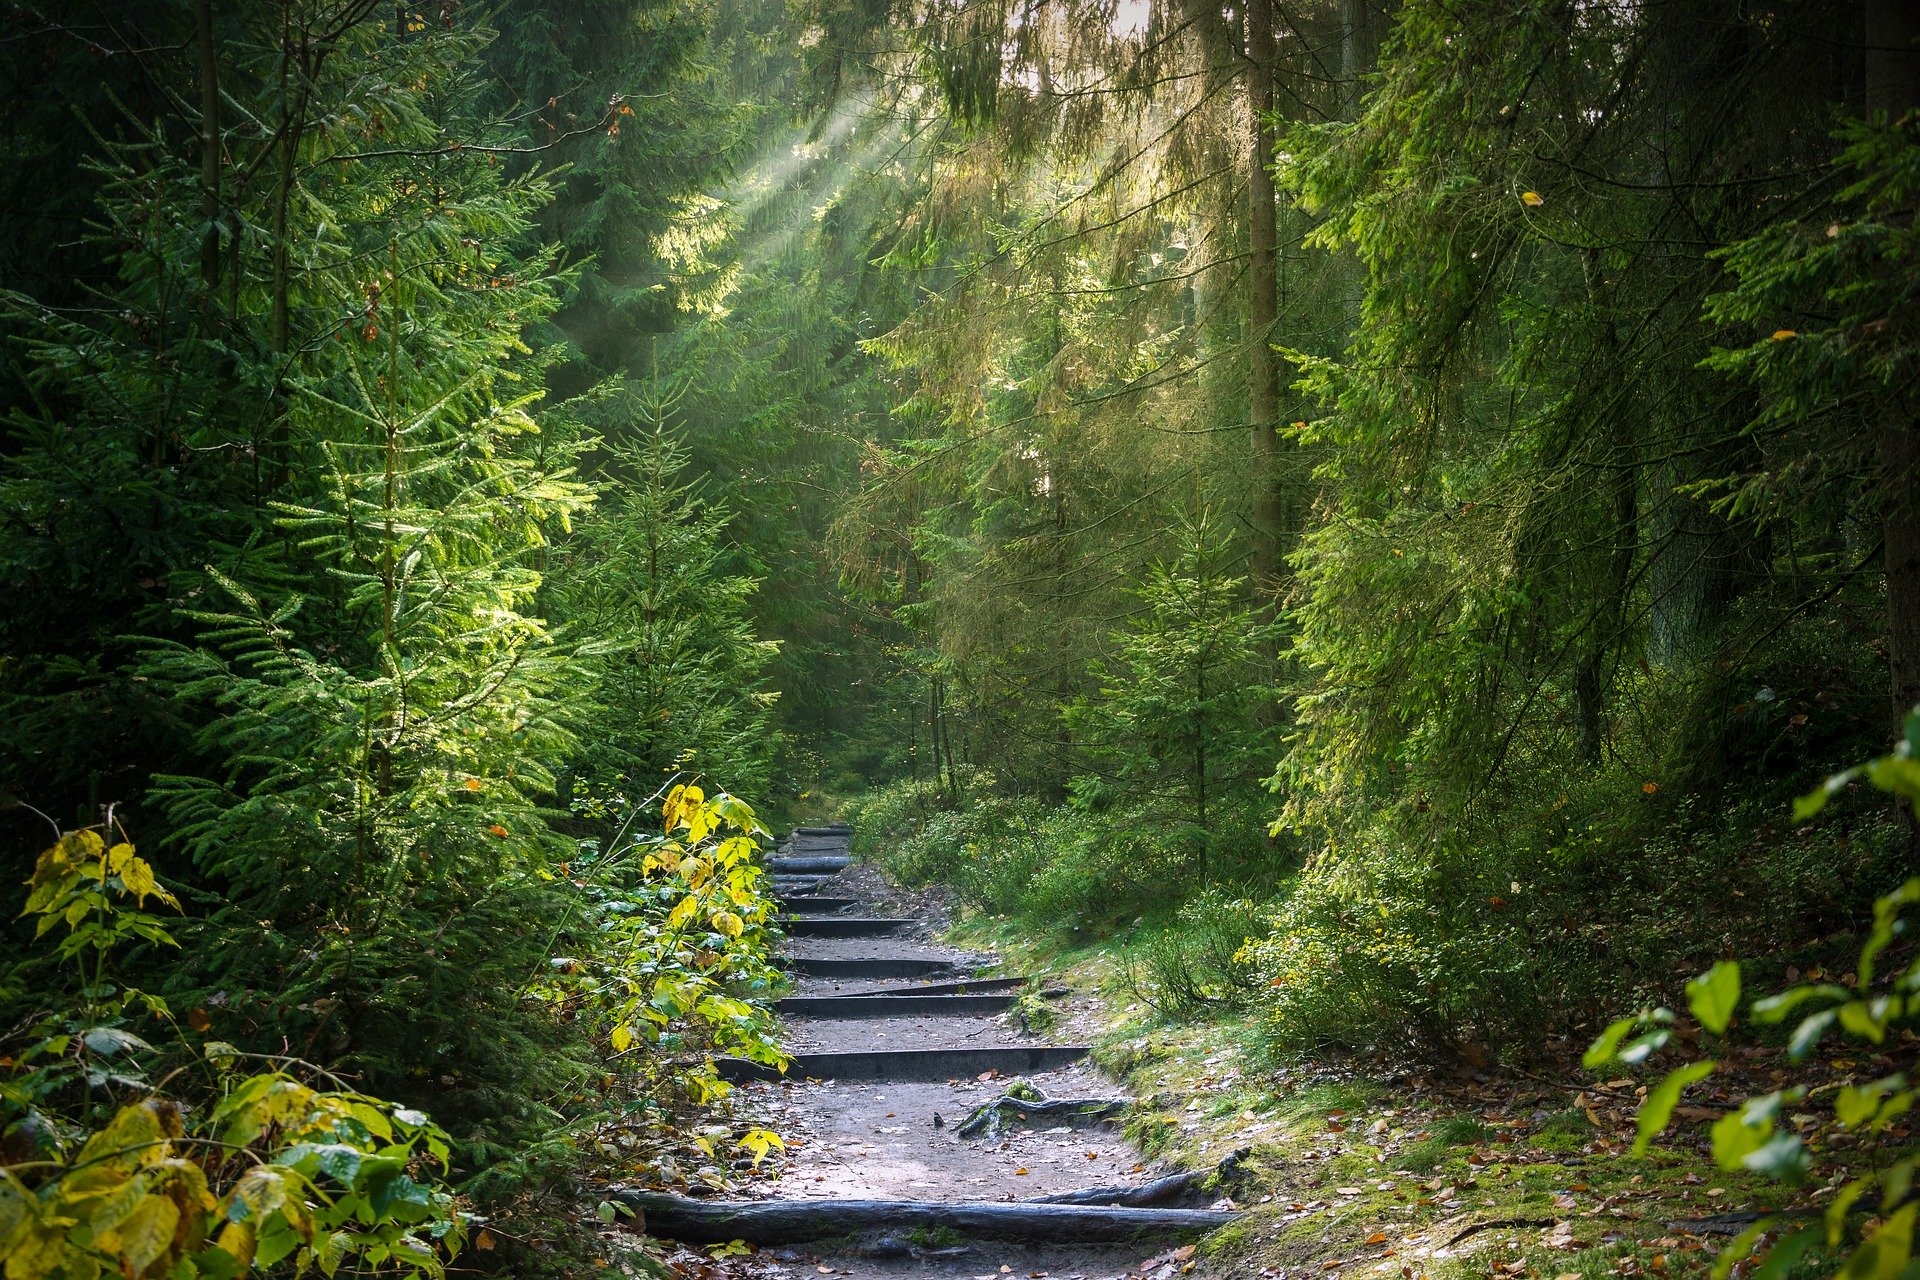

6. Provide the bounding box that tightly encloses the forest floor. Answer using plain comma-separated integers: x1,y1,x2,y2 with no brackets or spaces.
616,858,1827,1280
946,921,1856,1280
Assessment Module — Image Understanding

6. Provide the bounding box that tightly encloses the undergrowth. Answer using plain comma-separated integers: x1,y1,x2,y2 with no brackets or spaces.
854,749,1909,1066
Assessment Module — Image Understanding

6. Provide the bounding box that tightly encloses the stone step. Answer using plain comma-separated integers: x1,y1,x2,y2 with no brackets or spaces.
716,1044,1091,1083
839,975,1028,997
777,895,860,914
779,957,962,980
782,916,913,938
769,855,852,874
773,992,1016,1019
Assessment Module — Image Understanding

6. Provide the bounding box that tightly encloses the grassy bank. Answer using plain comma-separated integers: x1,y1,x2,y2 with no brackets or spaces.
953,913,1903,1280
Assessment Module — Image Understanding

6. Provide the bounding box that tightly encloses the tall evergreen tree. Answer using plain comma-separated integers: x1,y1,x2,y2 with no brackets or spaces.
551,381,782,801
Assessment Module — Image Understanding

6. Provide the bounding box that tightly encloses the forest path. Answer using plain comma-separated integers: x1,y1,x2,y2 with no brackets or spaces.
625,825,1234,1279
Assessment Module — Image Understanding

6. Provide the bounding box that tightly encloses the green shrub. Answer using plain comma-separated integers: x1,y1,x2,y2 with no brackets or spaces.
3,826,464,1280
853,772,1280,932
1123,892,1269,1020
1240,720,1909,1058
1587,707,1920,1280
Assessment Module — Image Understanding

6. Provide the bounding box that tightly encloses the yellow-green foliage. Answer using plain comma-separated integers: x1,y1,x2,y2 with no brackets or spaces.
530,783,788,1107
3,830,465,1280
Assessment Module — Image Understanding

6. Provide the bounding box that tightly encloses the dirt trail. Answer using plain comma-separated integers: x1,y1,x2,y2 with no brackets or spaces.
642,827,1229,1279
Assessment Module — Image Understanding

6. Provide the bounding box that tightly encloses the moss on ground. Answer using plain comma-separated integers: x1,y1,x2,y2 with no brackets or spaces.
948,917,1826,1280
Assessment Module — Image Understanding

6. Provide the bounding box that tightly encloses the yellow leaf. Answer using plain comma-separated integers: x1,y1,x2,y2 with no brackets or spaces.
712,911,744,940
1521,190,1544,206
215,1219,257,1267
4,1218,71,1280
610,1024,634,1053
734,1129,784,1167
114,1193,181,1276
118,854,160,906
1772,328,1797,341
78,1100,175,1171
106,842,136,876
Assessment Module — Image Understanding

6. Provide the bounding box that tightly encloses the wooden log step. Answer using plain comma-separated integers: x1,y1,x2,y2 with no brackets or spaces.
769,855,852,874
778,957,962,979
1035,1172,1206,1208
608,1192,1236,1246
840,976,1026,997
779,833,849,849
716,1045,1091,1083
777,896,859,914
782,916,912,938
793,824,851,836
773,993,1015,1019
1036,1148,1249,1208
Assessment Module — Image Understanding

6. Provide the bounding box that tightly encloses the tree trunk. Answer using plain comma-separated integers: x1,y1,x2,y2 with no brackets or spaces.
1246,0,1284,592
196,0,221,290
1338,0,1381,117
1868,0,1920,728
1577,248,1639,761
1646,450,1733,669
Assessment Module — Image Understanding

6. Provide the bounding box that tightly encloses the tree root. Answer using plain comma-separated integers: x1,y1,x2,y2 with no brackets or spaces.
956,1081,1127,1139
1036,1147,1252,1208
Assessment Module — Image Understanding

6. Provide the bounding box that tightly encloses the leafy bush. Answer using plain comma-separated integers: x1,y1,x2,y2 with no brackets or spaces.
1238,841,1537,1054
1123,892,1268,1020
1589,710,1920,1279
532,783,787,1111
854,769,1284,934
1238,664,1908,1059
3,826,465,1279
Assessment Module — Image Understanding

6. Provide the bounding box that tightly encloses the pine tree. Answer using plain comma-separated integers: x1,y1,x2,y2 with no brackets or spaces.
1064,510,1276,872
116,13,602,1129
553,378,781,803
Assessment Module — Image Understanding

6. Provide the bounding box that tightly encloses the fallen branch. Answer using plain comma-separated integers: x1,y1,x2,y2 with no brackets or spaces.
1667,1208,1822,1236
1037,1171,1210,1208
1443,1218,1561,1247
